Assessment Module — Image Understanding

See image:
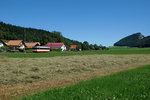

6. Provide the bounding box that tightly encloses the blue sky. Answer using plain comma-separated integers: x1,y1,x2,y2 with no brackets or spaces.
0,0,150,46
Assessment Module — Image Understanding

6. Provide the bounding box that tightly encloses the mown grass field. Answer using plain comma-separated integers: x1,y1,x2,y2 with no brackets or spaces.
18,65,150,100
0,47,150,58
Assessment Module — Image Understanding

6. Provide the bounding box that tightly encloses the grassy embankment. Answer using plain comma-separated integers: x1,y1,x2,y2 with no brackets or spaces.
0,47,150,58
18,65,150,100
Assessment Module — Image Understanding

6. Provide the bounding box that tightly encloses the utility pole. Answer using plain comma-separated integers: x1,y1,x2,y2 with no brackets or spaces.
24,29,26,53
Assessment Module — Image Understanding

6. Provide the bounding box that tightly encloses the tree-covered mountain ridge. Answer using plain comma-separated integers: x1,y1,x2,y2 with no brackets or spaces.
0,21,82,47
114,33,150,47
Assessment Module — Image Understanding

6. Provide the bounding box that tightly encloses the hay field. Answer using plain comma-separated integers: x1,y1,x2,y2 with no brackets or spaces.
0,54,150,100
1,54,150,84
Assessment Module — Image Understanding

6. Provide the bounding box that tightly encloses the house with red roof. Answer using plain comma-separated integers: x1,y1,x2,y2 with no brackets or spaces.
25,42,40,49
45,42,66,51
70,45,82,51
70,45,77,51
7,40,25,50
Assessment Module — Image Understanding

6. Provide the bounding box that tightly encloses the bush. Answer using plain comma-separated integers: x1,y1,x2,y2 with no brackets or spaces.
25,49,33,53
0,46,9,52
50,48,62,52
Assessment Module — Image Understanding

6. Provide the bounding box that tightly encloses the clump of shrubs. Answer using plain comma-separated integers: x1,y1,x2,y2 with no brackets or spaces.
0,46,9,52
50,48,62,52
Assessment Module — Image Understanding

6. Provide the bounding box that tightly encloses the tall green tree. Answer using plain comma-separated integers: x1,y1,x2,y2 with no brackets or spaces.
93,44,99,50
82,41,90,50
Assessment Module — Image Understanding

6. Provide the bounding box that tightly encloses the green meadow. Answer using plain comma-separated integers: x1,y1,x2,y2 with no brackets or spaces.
0,47,150,58
18,65,150,100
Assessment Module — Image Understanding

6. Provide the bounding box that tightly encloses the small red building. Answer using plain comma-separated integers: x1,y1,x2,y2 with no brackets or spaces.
70,45,77,51
45,42,66,51
25,42,40,49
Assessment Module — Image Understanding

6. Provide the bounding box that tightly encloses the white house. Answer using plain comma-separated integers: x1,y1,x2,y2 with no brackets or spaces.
0,39,6,48
45,42,66,51
7,40,26,50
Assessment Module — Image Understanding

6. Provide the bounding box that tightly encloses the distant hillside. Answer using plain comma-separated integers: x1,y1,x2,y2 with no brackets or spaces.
0,21,82,48
114,33,150,47
138,36,150,47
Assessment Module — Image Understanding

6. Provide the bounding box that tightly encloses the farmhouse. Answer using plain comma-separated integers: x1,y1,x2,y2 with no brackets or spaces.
45,42,66,51
70,45,77,51
0,39,6,48
25,42,40,49
7,40,25,51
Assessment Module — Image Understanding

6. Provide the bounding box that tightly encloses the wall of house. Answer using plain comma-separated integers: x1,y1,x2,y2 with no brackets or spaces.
19,44,25,50
61,45,66,51
0,42,4,48
17,42,25,50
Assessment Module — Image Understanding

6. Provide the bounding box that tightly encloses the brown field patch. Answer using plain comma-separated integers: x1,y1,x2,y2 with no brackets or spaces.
0,54,150,100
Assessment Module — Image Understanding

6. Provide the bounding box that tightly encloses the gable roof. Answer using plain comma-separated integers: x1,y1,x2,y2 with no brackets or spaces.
45,43,64,48
25,42,40,48
7,40,23,46
70,45,77,49
0,39,6,46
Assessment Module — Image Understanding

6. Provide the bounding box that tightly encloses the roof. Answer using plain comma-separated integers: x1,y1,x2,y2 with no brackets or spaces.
0,39,6,46
7,40,23,46
45,43,64,48
70,45,77,49
25,42,40,48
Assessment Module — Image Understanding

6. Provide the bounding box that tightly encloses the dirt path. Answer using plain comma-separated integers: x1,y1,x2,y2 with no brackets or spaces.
0,54,150,100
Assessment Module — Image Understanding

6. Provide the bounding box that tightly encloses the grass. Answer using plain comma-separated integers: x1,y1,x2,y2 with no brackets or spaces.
109,46,139,50
18,65,150,100
1,47,150,58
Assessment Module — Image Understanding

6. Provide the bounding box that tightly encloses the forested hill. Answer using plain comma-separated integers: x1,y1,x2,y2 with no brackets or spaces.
0,21,82,47
114,33,150,47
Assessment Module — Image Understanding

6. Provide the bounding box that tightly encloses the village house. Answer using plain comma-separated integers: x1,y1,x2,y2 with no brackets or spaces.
25,42,40,49
45,42,66,51
7,40,26,51
0,39,6,48
70,45,77,51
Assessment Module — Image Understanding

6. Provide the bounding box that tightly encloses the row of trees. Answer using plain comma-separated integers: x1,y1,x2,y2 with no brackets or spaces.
82,41,108,50
0,21,108,50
